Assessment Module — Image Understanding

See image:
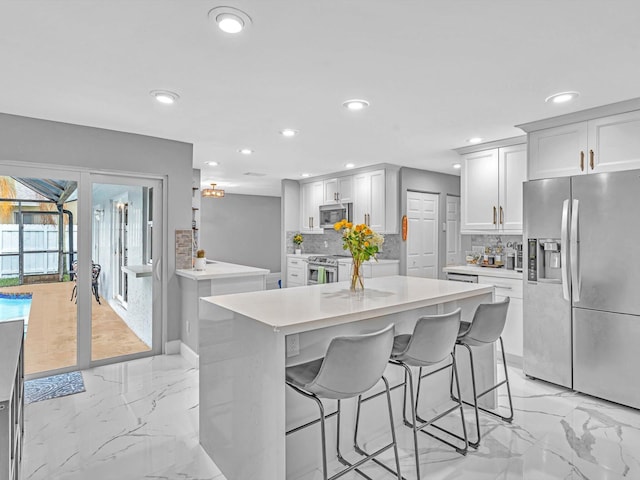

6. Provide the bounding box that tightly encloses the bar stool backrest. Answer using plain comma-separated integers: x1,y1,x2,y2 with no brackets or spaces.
401,308,461,366
305,323,395,400
462,297,510,346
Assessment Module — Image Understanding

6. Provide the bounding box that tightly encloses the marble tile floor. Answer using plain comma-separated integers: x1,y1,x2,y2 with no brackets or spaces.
23,354,640,480
23,354,224,480
300,365,640,480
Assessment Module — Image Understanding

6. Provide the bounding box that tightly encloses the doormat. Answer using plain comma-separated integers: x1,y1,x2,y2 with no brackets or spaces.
25,371,86,404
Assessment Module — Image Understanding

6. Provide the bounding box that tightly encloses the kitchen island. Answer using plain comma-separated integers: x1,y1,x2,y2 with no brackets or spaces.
176,261,269,362
199,275,494,480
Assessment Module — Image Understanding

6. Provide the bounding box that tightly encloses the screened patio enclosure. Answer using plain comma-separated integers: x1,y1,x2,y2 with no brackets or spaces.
0,177,77,285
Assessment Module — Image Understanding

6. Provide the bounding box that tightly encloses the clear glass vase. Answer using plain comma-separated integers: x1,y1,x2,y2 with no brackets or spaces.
350,260,364,292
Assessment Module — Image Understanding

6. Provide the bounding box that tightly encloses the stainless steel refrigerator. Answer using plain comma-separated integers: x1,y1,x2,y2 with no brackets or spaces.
523,169,640,409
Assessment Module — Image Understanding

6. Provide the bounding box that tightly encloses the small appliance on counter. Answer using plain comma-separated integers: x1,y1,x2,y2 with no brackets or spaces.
515,242,523,272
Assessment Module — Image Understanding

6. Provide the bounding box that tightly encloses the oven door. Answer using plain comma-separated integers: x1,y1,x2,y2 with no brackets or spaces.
307,264,338,284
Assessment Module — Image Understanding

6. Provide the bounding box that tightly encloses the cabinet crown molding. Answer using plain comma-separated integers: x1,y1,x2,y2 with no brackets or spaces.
296,163,400,184
516,97,640,133
454,136,526,155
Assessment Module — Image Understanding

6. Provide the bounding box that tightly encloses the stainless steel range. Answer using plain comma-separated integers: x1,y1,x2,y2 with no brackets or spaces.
307,256,338,284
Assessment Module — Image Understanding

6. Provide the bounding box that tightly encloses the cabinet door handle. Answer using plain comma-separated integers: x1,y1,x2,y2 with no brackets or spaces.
493,206,497,225
291,273,298,277
580,151,585,171
499,206,504,225
589,149,595,170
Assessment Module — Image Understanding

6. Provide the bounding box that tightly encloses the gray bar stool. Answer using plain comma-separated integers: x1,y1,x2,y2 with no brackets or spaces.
453,297,513,448
286,324,402,480
355,308,468,480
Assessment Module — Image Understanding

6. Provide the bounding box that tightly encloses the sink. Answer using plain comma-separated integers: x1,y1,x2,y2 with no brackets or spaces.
206,260,217,264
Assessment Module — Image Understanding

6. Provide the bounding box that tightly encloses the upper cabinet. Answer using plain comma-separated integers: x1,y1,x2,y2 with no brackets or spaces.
519,102,640,180
300,181,323,233
323,176,353,204
353,169,386,232
460,142,526,234
299,165,399,234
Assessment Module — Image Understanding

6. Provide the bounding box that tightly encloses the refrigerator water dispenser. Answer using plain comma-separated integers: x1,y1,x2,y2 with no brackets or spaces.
527,238,562,282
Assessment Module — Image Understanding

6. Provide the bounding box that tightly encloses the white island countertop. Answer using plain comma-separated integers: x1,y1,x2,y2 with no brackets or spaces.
176,261,269,280
444,264,523,280
202,275,492,333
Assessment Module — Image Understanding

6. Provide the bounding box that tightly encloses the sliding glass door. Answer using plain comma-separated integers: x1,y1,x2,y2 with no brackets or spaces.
1,163,164,377
87,174,163,365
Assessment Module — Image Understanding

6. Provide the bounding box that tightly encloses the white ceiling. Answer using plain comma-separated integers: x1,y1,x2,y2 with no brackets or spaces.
1,1,640,196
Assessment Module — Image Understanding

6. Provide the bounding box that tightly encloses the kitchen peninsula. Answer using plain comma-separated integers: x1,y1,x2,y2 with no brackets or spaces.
176,261,269,361
199,276,494,480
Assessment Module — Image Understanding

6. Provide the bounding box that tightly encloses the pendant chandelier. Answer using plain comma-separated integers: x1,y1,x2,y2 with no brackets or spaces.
202,183,225,198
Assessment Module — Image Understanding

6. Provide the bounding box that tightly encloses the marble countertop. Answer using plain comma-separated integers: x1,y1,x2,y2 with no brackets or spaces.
176,261,270,280
202,275,492,333
443,265,523,280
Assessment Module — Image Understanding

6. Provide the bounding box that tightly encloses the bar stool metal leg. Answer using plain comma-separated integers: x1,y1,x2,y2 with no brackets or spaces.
414,353,469,454
452,337,514,448
351,376,403,480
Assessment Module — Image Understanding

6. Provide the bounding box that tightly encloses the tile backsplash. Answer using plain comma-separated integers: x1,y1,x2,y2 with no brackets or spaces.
286,230,400,259
461,234,523,255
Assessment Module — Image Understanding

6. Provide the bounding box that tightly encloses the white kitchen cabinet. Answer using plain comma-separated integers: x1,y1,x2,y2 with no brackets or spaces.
286,257,307,287
323,176,352,204
300,181,323,233
528,110,640,179
478,275,523,359
461,143,526,234
353,169,386,231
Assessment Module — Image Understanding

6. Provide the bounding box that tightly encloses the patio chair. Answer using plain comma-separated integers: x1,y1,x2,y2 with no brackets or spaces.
70,260,101,305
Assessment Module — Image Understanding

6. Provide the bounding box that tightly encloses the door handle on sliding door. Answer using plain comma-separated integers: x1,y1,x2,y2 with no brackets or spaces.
570,199,580,302
560,199,570,301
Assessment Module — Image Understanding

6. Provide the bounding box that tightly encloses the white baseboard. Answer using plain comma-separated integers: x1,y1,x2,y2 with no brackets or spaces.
180,341,199,369
165,340,181,355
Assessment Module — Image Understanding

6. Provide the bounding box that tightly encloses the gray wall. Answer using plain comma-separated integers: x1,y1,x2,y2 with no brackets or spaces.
200,193,281,273
0,112,192,345
400,167,461,278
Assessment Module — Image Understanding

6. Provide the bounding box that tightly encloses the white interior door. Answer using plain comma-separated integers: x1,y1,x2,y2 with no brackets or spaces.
446,195,461,266
406,191,439,278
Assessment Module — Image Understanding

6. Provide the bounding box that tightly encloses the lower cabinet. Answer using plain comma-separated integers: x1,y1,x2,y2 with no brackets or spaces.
0,320,24,480
286,257,307,287
338,260,399,282
478,275,523,359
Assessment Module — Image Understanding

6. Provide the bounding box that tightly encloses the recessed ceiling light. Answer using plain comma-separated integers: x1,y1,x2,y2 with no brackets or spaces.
150,90,179,104
466,137,483,144
207,161,219,166
238,148,253,155
545,91,580,104
343,99,370,111
452,163,462,169
280,129,299,137
344,163,355,169
301,173,311,178
208,7,252,34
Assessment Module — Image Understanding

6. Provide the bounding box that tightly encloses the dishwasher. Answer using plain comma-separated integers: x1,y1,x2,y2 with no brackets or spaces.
446,272,478,283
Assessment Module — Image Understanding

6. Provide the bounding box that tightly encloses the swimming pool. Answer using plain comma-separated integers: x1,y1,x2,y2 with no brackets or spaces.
0,293,32,331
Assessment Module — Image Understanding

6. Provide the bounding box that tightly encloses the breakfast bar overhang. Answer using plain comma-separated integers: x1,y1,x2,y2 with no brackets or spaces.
198,276,495,480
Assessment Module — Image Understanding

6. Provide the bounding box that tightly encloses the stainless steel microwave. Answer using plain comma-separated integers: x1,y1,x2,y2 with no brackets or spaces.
319,203,352,229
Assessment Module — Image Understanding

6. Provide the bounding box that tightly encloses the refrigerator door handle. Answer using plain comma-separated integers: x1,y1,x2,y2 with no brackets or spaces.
561,199,571,301
570,199,581,302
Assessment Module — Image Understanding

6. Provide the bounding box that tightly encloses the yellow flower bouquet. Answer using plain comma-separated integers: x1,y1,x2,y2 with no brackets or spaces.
334,219,384,291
